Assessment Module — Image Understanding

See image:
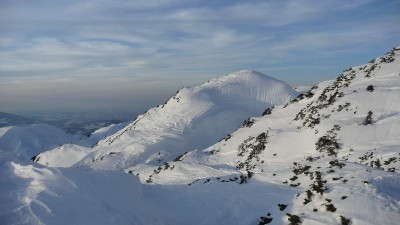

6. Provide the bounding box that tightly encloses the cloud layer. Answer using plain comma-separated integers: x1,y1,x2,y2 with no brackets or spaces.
1,0,399,113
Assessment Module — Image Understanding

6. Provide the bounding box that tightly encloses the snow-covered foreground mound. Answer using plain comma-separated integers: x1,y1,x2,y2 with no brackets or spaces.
1,47,400,225
35,70,297,170
0,160,299,225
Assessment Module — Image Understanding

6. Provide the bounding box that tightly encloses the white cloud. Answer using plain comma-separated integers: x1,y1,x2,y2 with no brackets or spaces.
0,0,399,112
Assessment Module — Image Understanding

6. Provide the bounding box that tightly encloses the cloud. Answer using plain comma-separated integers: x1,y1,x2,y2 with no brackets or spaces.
0,0,399,113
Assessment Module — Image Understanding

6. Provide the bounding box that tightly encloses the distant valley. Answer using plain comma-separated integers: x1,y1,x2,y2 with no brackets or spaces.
0,111,128,135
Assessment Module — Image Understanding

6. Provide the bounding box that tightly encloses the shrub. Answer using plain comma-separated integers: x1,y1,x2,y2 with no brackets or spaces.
290,183,300,187
340,216,351,225
292,164,311,175
311,171,327,194
242,118,255,127
31,155,39,162
383,157,397,165
316,135,339,156
329,160,346,169
286,213,302,225
326,203,337,212
363,111,373,125
239,175,249,184
259,213,273,225
174,152,188,161
304,189,314,204
223,134,232,141
366,85,374,92
278,203,288,211
262,106,274,116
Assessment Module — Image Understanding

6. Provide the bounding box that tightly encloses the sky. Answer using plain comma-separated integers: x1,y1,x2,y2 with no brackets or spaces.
0,0,399,116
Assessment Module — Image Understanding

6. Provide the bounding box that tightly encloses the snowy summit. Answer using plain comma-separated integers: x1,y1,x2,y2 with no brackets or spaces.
34,70,297,171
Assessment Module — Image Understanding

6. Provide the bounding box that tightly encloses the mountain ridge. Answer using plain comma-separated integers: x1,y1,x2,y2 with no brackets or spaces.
35,70,298,170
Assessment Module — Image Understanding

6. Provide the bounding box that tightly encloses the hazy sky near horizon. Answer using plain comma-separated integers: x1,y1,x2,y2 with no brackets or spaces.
1,0,399,114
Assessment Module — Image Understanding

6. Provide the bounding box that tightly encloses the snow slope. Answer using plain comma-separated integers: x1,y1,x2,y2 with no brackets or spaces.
1,158,301,225
36,70,297,169
32,122,129,167
0,124,78,162
0,121,128,167
143,47,400,224
1,47,400,225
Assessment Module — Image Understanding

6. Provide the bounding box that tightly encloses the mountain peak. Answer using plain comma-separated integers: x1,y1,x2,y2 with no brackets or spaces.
227,69,274,78
36,71,298,169
203,70,282,86
196,70,297,108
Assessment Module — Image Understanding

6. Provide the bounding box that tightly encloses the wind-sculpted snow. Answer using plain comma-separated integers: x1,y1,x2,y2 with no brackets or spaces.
1,47,400,224
36,70,297,170
0,158,299,225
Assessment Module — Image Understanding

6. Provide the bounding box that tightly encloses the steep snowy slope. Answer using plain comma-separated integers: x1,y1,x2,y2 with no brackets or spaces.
36,70,297,169
143,46,400,224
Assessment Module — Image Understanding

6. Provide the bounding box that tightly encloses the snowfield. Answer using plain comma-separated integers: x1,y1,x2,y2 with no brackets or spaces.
1,47,400,225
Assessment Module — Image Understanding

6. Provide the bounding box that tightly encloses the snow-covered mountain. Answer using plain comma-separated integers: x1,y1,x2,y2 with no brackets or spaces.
0,122,128,167
35,70,297,170
0,124,78,162
1,47,400,225
0,112,36,127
